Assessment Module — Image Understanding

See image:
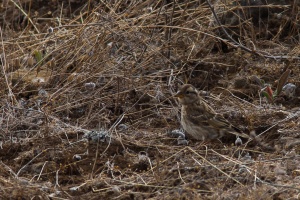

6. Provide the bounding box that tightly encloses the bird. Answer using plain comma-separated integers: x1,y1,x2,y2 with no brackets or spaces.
174,84,249,141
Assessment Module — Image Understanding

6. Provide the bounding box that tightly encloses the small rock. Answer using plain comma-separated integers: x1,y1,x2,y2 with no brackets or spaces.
73,154,81,161
282,83,296,98
177,136,189,145
84,82,96,91
168,129,185,139
82,130,110,143
48,26,54,33
38,89,48,97
235,137,243,146
118,124,128,131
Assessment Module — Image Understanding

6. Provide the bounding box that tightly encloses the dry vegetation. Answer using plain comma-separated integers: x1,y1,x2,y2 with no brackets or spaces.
0,0,300,199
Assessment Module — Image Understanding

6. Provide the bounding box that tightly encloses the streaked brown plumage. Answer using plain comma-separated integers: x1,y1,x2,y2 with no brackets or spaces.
175,84,249,141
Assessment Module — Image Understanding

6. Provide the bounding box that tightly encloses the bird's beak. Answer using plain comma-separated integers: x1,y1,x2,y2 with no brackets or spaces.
174,92,184,98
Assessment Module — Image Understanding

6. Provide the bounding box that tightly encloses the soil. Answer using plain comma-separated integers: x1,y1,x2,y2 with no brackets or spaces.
0,0,300,199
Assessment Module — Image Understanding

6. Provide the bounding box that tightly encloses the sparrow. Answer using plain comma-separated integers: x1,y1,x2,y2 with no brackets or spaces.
175,84,249,141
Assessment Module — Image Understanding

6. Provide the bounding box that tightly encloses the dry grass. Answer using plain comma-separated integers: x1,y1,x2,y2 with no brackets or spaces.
0,0,300,199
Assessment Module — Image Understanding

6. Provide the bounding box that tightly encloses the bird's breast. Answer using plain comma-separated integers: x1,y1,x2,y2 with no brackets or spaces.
180,106,220,140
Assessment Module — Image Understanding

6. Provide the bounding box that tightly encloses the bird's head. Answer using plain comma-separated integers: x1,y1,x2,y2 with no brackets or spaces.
175,84,199,105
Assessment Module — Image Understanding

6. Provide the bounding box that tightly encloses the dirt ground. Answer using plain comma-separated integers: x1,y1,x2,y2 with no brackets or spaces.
0,0,300,199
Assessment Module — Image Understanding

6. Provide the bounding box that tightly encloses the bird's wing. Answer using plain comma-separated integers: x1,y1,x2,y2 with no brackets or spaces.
185,103,216,126
185,100,250,139
187,113,210,126
207,114,250,138
207,114,231,129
